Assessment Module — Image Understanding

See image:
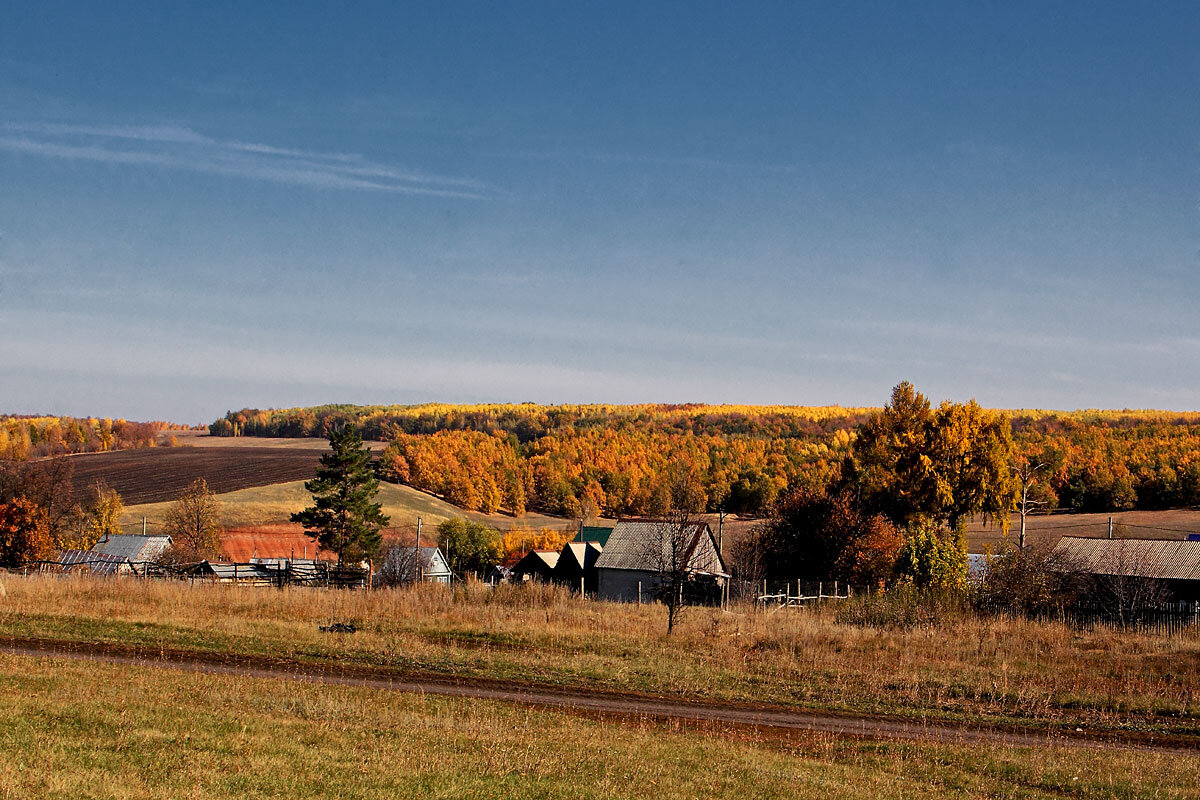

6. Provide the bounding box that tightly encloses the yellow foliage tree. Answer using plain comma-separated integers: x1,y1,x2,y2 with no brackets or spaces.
85,483,124,541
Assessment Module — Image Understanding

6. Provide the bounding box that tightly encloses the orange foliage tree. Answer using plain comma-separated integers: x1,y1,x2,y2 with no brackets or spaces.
0,497,55,568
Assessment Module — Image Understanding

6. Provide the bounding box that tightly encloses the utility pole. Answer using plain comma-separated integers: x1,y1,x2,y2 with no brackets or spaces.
415,517,423,582
717,507,727,556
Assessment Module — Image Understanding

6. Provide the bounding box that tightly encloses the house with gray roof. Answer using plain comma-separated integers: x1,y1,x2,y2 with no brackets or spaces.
594,519,727,603
378,545,452,585
1051,536,1200,601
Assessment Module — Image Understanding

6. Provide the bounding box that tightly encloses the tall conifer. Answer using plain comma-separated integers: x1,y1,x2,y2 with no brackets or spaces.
292,425,389,564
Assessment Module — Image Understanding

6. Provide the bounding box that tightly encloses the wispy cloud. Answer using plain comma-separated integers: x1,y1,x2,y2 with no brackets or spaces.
0,121,490,198
492,146,802,174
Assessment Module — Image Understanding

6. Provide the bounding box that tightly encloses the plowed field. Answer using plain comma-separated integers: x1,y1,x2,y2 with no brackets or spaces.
67,447,322,505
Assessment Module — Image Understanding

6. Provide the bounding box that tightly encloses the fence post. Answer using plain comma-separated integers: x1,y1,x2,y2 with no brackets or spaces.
818,581,822,601
834,580,838,598
637,581,642,605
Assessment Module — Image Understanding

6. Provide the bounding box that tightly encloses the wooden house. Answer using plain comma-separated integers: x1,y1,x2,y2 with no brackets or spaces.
593,519,727,603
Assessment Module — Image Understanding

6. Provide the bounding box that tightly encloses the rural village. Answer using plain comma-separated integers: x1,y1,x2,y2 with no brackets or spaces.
4,3,1198,797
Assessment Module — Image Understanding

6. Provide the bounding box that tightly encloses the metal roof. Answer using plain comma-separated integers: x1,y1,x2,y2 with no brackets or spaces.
594,520,726,576
574,525,614,547
59,549,128,575
91,534,171,562
1051,537,1200,581
204,562,275,580
556,541,601,573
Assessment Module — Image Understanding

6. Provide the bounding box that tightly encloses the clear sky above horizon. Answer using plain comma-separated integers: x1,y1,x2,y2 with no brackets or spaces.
2,2,1198,422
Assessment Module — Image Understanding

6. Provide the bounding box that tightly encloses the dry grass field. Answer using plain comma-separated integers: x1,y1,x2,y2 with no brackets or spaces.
2,574,1198,740
4,653,1196,799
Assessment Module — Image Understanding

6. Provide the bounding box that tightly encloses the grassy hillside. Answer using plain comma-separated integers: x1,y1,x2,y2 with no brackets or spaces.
122,480,577,535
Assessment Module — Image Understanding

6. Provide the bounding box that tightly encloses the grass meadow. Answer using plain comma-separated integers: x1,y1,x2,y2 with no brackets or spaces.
2,574,1198,739
2,653,1198,799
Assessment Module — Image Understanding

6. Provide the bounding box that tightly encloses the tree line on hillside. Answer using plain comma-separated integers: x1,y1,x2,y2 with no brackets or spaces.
210,401,1200,517
209,403,873,442
1,416,187,460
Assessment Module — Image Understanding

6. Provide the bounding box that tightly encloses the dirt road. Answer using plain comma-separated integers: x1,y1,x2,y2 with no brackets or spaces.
5,637,1195,753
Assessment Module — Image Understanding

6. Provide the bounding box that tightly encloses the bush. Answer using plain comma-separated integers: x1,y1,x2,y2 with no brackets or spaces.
894,519,966,590
976,542,1085,617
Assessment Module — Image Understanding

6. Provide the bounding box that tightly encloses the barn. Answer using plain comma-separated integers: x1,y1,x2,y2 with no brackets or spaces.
593,519,727,603
552,541,603,594
510,549,560,583
91,533,173,565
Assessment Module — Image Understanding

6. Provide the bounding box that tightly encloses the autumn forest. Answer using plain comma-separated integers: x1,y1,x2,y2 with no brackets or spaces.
203,401,1200,519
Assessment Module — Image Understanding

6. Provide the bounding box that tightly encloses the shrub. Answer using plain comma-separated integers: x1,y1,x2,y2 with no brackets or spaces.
976,542,1085,617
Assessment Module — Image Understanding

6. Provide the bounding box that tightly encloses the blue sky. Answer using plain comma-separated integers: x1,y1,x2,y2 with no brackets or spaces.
1,2,1197,422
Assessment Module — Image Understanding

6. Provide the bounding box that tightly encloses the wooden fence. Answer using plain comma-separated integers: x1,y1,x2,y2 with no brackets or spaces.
33,559,369,589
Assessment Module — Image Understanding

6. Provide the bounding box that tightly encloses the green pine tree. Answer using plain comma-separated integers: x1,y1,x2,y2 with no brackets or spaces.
292,425,389,565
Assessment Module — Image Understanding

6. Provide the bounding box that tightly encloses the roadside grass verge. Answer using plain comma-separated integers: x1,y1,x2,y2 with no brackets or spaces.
2,653,1198,799
1,574,1198,738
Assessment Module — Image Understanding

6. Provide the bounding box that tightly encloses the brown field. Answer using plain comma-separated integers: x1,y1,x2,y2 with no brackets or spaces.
166,429,387,451
965,508,1200,552
219,524,326,561
68,447,324,505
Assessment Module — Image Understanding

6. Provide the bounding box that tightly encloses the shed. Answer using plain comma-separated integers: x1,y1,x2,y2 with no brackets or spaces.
552,541,603,593
91,534,173,565
189,560,277,586
511,549,560,583
487,565,512,585
58,549,129,576
594,519,727,603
